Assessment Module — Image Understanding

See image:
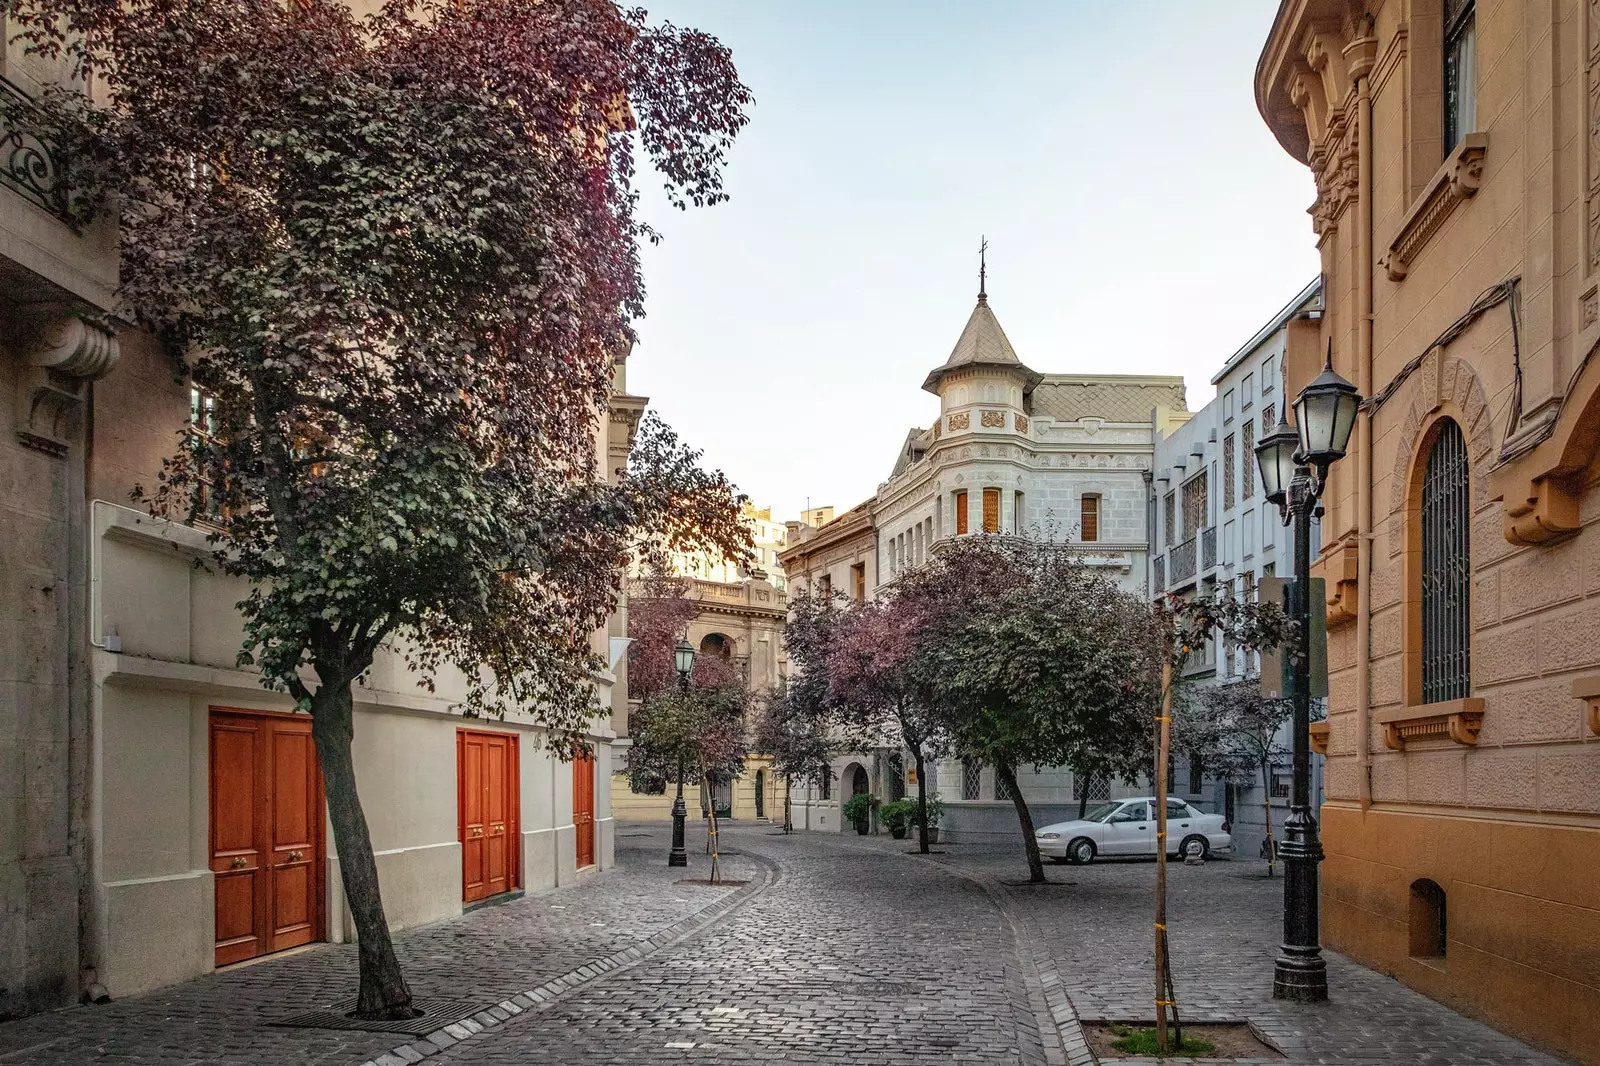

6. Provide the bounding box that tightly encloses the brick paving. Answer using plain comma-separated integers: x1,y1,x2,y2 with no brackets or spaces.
0,821,1574,1065
0,829,755,1065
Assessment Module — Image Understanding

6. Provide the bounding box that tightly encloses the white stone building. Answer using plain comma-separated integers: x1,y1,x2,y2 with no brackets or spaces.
780,277,1188,839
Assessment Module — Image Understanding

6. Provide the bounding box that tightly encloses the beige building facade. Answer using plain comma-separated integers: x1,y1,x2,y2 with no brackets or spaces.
2,40,630,1012
1257,1,1600,1058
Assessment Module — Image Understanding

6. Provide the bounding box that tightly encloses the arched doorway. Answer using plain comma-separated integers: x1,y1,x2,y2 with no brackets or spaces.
699,632,732,659
849,764,869,796
754,769,766,819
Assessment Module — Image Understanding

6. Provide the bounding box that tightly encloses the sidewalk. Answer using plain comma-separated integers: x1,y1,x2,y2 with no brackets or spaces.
0,829,759,1066
837,828,1570,1066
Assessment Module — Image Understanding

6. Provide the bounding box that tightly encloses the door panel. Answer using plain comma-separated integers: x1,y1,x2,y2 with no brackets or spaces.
484,735,510,898
459,733,487,901
573,752,595,869
268,722,319,950
210,710,324,968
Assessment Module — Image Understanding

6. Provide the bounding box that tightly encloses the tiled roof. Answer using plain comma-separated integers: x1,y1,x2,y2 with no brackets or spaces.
921,297,1042,393
1029,375,1187,423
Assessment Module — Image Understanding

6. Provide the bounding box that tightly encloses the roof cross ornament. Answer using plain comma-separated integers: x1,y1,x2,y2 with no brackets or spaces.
978,235,989,305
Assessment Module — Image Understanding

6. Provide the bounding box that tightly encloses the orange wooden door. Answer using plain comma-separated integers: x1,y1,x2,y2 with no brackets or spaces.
573,752,596,869
459,729,519,902
210,710,324,967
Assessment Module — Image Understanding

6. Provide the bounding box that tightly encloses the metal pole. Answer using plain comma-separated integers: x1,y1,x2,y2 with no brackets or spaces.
668,673,689,868
1273,468,1327,1001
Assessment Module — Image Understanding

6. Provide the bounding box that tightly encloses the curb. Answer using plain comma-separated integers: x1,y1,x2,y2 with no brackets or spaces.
355,850,780,1066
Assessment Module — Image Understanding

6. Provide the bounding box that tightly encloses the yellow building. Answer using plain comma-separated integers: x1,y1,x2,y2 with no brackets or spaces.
1256,1,1600,1058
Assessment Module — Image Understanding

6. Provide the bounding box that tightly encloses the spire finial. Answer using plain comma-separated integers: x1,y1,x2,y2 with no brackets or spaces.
978,236,988,304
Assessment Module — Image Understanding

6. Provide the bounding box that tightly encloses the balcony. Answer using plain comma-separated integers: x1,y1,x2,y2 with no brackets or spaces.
1169,536,1197,586
1153,554,1165,591
2,74,70,221
1201,526,1217,572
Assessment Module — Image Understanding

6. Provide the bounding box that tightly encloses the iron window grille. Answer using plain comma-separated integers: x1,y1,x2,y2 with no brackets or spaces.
1072,775,1109,802
1444,0,1477,153
1223,433,1236,509
961,758,981,801
995,770,1013,802
1421,420,1472,704
888,754,905,801
1241,419,1255,499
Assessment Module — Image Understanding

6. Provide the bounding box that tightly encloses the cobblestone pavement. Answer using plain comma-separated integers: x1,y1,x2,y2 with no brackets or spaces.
0,822,1573,1065
0,830,753,1066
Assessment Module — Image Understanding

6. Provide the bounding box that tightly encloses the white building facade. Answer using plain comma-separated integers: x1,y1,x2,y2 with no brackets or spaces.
1150,277,1325,859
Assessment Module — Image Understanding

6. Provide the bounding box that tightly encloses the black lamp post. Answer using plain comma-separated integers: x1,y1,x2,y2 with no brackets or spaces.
1255,347,1360,1003
668,638,694,868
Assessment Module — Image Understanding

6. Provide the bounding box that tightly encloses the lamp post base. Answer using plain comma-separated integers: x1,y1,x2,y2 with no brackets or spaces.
1272,949,1328,1002
668,795,688,868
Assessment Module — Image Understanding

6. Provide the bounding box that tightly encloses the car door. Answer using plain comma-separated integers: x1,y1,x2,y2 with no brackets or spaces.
1103,801,1153,855
1166,800,1198,855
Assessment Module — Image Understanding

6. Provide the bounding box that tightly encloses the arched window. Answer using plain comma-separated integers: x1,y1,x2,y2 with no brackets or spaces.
1409,878,1447,957
1421,420,1471,703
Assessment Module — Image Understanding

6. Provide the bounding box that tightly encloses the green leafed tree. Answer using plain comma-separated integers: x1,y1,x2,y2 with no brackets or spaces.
1,0,752,1017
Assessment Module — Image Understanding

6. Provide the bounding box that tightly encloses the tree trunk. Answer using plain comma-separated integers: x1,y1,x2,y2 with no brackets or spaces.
1154,661,1173,1052
783,779,792,834
1078,775,1092,819
310,683,415,1019
912,746,929,854
995,759,1044,883
1260,757,1277,877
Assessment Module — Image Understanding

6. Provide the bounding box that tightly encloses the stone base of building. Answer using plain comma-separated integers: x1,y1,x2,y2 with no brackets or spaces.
1321,802,1600,1063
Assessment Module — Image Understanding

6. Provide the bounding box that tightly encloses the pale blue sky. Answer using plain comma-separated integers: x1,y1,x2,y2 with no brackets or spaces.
629,1,1319,523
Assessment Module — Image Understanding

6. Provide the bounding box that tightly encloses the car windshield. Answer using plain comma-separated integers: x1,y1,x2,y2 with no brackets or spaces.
1082,802,1121,823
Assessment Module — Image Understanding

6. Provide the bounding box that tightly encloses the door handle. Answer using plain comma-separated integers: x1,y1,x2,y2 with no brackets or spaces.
288,850,303,863
230,857,247,870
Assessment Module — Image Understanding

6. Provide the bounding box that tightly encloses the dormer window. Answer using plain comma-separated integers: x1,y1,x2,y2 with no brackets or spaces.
1445,0,1476,152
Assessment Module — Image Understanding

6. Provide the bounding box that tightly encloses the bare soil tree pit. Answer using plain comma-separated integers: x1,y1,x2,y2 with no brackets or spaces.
674,879,751,886
1087,1022,1284,1061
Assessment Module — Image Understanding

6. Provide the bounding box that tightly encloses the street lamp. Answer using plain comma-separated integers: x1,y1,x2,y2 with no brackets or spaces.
668,638,694,868
1255,348,1360,1004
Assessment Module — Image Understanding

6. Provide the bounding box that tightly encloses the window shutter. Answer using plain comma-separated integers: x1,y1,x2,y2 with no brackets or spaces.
982,488,1000,533
955,491,969,535
1081,495,1099,542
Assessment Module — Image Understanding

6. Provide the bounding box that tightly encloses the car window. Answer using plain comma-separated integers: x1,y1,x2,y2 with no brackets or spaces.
1168,801,1195,818
1082,802,1120,823
1112,802,1147,822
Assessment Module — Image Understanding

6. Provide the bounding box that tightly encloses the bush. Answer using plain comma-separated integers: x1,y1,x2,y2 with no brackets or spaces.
879,798,916,830
841,793,878,825
916,795,945,828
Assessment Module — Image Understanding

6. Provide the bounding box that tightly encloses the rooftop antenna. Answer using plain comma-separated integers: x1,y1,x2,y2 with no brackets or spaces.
978,235,989,305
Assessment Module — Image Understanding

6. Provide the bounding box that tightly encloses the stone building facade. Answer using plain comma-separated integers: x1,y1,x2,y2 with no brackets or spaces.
778,281,1188,840
1,42,632,1013
1257,1,1600,1057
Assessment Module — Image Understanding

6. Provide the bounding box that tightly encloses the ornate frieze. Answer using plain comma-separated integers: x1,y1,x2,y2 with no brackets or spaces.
980,410,1004,428
948,412,970,431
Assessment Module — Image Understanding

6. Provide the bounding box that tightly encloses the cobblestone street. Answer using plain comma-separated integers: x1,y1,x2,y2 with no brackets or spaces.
0,821,1572,1065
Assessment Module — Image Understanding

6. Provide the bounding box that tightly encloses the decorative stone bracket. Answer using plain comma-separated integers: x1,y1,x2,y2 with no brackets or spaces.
1569,676,1600,737
1309,721,1330,756
17,316,121,455
1311,538,1360,628
1374,698,1485,750
1379,134,1488,282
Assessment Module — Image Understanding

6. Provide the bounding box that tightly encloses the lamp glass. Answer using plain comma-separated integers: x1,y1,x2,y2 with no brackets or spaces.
674,638,695,676
1256,421,1299,507
1294,365,1361,467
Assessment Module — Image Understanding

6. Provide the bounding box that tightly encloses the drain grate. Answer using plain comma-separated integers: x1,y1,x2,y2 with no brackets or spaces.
270,997,488,1035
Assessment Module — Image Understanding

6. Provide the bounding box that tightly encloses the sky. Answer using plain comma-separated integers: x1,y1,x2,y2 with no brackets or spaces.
627,1,1320,524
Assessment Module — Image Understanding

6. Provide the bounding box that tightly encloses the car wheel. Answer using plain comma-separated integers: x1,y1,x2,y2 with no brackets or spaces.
1179,835,1208,860
1067,838,1096,865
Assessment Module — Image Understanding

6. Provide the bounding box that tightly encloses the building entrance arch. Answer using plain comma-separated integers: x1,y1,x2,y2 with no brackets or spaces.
848,763,869,796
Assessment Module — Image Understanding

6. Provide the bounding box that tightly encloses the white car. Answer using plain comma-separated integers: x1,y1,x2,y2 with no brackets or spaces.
1034,797,1234,864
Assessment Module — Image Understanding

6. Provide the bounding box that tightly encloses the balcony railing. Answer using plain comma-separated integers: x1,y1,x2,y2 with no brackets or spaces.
2,75,70,221
1153,554,1165,591
1201,526,1217,571
1170,536,1197,584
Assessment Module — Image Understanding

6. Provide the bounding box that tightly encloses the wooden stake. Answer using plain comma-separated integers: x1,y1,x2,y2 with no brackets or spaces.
1155,658,1173,1053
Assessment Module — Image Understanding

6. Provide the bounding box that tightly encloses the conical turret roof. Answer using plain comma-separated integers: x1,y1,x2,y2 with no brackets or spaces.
921,295,1041,394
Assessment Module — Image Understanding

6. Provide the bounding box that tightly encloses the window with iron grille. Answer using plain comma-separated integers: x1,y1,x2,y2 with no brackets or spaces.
1445,0,1477,153
1421,419,1472,703
962,758,981,801
819,766,832,800
1072,774,1109,802
1188,753,1205,794
888,754,905,801
1223,434,1236,509
1261,405,1274,432
1181,472,1207,540
995,769,1013,802
1163,491,1175,546
1241,418,1255,499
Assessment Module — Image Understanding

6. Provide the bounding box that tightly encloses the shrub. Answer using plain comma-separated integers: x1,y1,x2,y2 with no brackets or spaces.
879,798,916,830
841,793,878,825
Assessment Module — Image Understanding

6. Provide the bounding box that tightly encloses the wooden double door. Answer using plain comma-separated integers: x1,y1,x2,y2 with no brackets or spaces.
209,709,325,967
458,730,520,902
573,751,596,869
